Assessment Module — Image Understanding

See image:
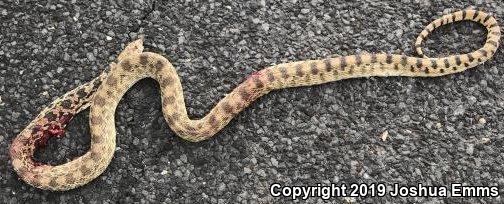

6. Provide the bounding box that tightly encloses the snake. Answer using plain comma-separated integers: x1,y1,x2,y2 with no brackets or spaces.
9,10,501,191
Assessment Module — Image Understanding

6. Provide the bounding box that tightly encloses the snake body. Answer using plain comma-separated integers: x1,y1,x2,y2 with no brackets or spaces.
9,10,501,191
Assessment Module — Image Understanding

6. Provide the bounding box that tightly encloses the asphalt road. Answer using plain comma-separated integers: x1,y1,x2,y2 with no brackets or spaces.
1,0,503,203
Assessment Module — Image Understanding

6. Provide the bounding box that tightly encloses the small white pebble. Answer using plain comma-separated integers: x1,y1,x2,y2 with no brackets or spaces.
436,122,442,128
106,36,113,41
478,117,486,124
381,130,389,141
161,170,168,175
480,138,490,144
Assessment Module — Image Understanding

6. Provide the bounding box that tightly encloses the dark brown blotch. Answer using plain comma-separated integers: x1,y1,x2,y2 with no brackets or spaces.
208,115,218,126
171,113,180,122
324,59,332,72
77,89,88,99
91,134,102,144
80,165,91,176
401,55,408,67
295,64,304,77
355,54,362,66
467,54,474,62
65,174,76,184
455,56,462,66
120,60,133,71
163,95,176,106
48,178,58,187
90,116,102,125
386,54,393,64
371,53,378,64
93,95,106,106
416,59,423,68
487,40,498,47
279,67,289,79
340,57,347,71
222,102,234,115
239,87,251,101
153,60,165,71
44,112,57,121
444,58,450,68
160,77,174,87
60,99,73,109
310,63,319,75
267,71,275,82
90,150,101,162
253,78,264,89
139,54,149,65
431,60,438,69
106,75,117,87
479,49,488,57
483,14,492,23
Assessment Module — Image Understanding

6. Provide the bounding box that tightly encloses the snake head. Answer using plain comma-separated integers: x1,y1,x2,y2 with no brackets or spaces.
117,38,145,62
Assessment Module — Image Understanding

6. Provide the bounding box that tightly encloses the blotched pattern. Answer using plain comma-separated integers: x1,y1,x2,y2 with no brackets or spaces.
9,10,501,191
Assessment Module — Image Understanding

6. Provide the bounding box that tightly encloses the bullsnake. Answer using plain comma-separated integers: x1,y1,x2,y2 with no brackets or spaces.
9,10,501,191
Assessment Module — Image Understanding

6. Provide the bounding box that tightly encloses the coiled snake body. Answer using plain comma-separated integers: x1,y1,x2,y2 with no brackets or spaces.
9,10,501,191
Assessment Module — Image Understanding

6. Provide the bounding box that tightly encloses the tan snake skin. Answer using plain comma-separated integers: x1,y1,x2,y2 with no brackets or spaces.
9,10,501,191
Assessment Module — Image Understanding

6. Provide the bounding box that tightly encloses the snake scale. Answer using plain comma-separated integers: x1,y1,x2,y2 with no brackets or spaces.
9,10,501,191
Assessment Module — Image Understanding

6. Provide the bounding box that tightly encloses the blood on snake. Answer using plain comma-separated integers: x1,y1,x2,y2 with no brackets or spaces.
9,9,501,191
